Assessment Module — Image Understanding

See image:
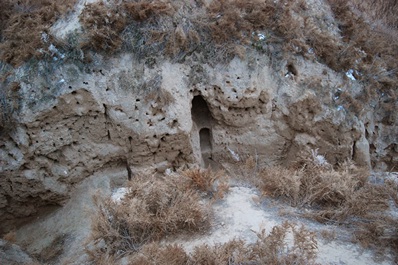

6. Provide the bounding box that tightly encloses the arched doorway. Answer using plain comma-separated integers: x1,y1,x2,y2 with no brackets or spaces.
191,95,212,129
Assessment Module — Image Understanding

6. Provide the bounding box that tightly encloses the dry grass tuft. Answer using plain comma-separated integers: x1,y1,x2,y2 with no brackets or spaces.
79,1,127,52
260,161,386,221
87,167,319,264
128,242,190,265
260,156,398,259
188,221,317,264
326,0,398,103
123,0,173,22
86,173,211,262
182,168,225,194
124,222,318,264
249,221,318,264
0,0,76,66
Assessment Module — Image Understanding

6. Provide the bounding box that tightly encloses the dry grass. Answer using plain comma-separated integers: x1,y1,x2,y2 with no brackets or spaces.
181,167,229,199
86,173,211,262
326,0,398,103
259,156,398,259
87,168,320,264
127,242,190,265
259,161,387,221
79,1,127,52
123,0,173,22
1,0,397,109
79,0,174,53
0,0,76,66
100,221,318,264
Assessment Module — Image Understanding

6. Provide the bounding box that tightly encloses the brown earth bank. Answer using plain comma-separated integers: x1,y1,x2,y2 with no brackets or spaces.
0,0,397,263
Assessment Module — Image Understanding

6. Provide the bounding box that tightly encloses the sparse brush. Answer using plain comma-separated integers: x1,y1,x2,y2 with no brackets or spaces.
123,0,173,22
0,0,76,66
181,167,229,198
260,160,389,222
260,166,301,205
260,156,398,259
353,217,398,261
79,1,127,52
128,242,189,265
327,0,398,104
122,222,318,264
250,221,318,265
86,174,211,262
190,239,249,264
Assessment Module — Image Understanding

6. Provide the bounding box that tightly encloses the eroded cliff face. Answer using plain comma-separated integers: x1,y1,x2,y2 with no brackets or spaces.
0,47,396,232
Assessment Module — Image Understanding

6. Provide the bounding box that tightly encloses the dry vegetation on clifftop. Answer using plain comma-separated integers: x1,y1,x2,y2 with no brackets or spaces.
1,0,397,132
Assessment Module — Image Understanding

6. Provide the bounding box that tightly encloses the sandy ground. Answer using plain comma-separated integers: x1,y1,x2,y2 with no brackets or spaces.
169,185,393,265
13,167,127,264
13,172,394,265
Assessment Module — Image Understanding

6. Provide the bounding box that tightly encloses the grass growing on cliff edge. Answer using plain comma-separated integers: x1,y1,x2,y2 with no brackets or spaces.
0,0,77,66
1,0,397,110
77,0,397,114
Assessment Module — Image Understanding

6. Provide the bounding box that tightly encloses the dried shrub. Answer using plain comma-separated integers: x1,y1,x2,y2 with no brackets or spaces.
260,156,398,259
190,222,317,265
79,0,174,54
0,0,76,66
353,217,398,261
327,0,398,103
123,0,173,22
128,242,190,265
86,174,211,262
251,222,318,264
190,239,249,264
79,1,127,52
260,166,301,205
124,222,317,265
87,167,321,264
181,167,229,198
260,160,388,221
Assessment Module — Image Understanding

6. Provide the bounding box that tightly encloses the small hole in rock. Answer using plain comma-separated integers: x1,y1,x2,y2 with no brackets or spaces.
287,63,298,76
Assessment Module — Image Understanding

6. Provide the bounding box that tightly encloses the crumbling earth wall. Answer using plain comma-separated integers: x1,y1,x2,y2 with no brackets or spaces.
0,48,396,233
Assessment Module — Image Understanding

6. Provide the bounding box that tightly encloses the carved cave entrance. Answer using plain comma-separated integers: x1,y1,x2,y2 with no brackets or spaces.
191,95,213,166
